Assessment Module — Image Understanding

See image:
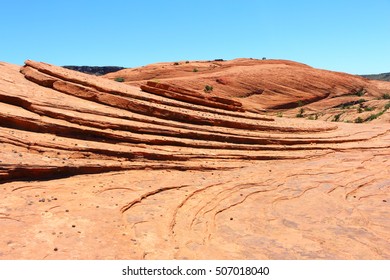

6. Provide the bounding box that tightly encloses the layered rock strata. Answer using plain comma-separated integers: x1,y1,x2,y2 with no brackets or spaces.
0,60,389,259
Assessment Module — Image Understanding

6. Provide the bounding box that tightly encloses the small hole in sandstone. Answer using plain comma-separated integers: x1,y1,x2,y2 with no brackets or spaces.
230,217,233,221
54,248,58,251
65,210,69,212
383,200,387,202
72,225,76,228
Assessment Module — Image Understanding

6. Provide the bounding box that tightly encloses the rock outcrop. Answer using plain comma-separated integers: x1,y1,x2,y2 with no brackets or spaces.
140,81,245,112
105,58,390,122
0,60,389,259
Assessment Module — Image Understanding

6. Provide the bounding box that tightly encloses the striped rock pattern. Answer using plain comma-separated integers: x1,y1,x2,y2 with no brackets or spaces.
0,60,389,259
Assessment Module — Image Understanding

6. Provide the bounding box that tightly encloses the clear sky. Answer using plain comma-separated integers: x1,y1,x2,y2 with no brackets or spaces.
1,0,389,74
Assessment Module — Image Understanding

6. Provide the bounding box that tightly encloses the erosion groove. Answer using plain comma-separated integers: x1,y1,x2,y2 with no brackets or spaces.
0,59,390,260
1,59,369,182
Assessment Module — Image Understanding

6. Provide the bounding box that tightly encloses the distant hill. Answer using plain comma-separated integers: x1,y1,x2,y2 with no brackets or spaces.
103,58,390,114
361,72,390,82
63,65,124,76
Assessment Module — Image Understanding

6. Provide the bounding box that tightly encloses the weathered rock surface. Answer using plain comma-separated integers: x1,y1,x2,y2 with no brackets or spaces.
0,60,389,259
105,58,390,122
140,81,245,112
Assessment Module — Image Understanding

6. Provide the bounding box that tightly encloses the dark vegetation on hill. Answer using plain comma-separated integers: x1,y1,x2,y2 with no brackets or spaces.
63,65,124,76
361,72,390,82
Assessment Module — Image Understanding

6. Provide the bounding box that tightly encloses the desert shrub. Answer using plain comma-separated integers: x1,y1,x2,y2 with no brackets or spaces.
355,88,365,97
185,61,190,64
367,109,388,121
365,114,379,121
276,112,283,117
296,108,304,118
360,103,390,122
382,93,390,99
355,117,364,123
332,113,342,122
364,106,375,111
173,62,179,65
204,85,213,93
357,107,363,113
336,99,366,109
193,68,198,72
296,100,304,107
115,77,125,82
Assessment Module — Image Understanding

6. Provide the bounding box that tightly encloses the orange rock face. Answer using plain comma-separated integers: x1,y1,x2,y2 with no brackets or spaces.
0,59,390,259
106,58,390,122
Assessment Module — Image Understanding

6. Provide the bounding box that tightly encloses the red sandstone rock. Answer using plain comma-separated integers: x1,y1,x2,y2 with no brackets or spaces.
0,60,389,260
104,58,390,119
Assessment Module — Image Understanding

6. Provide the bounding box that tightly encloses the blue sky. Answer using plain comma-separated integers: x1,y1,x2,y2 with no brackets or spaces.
1,0,389,74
